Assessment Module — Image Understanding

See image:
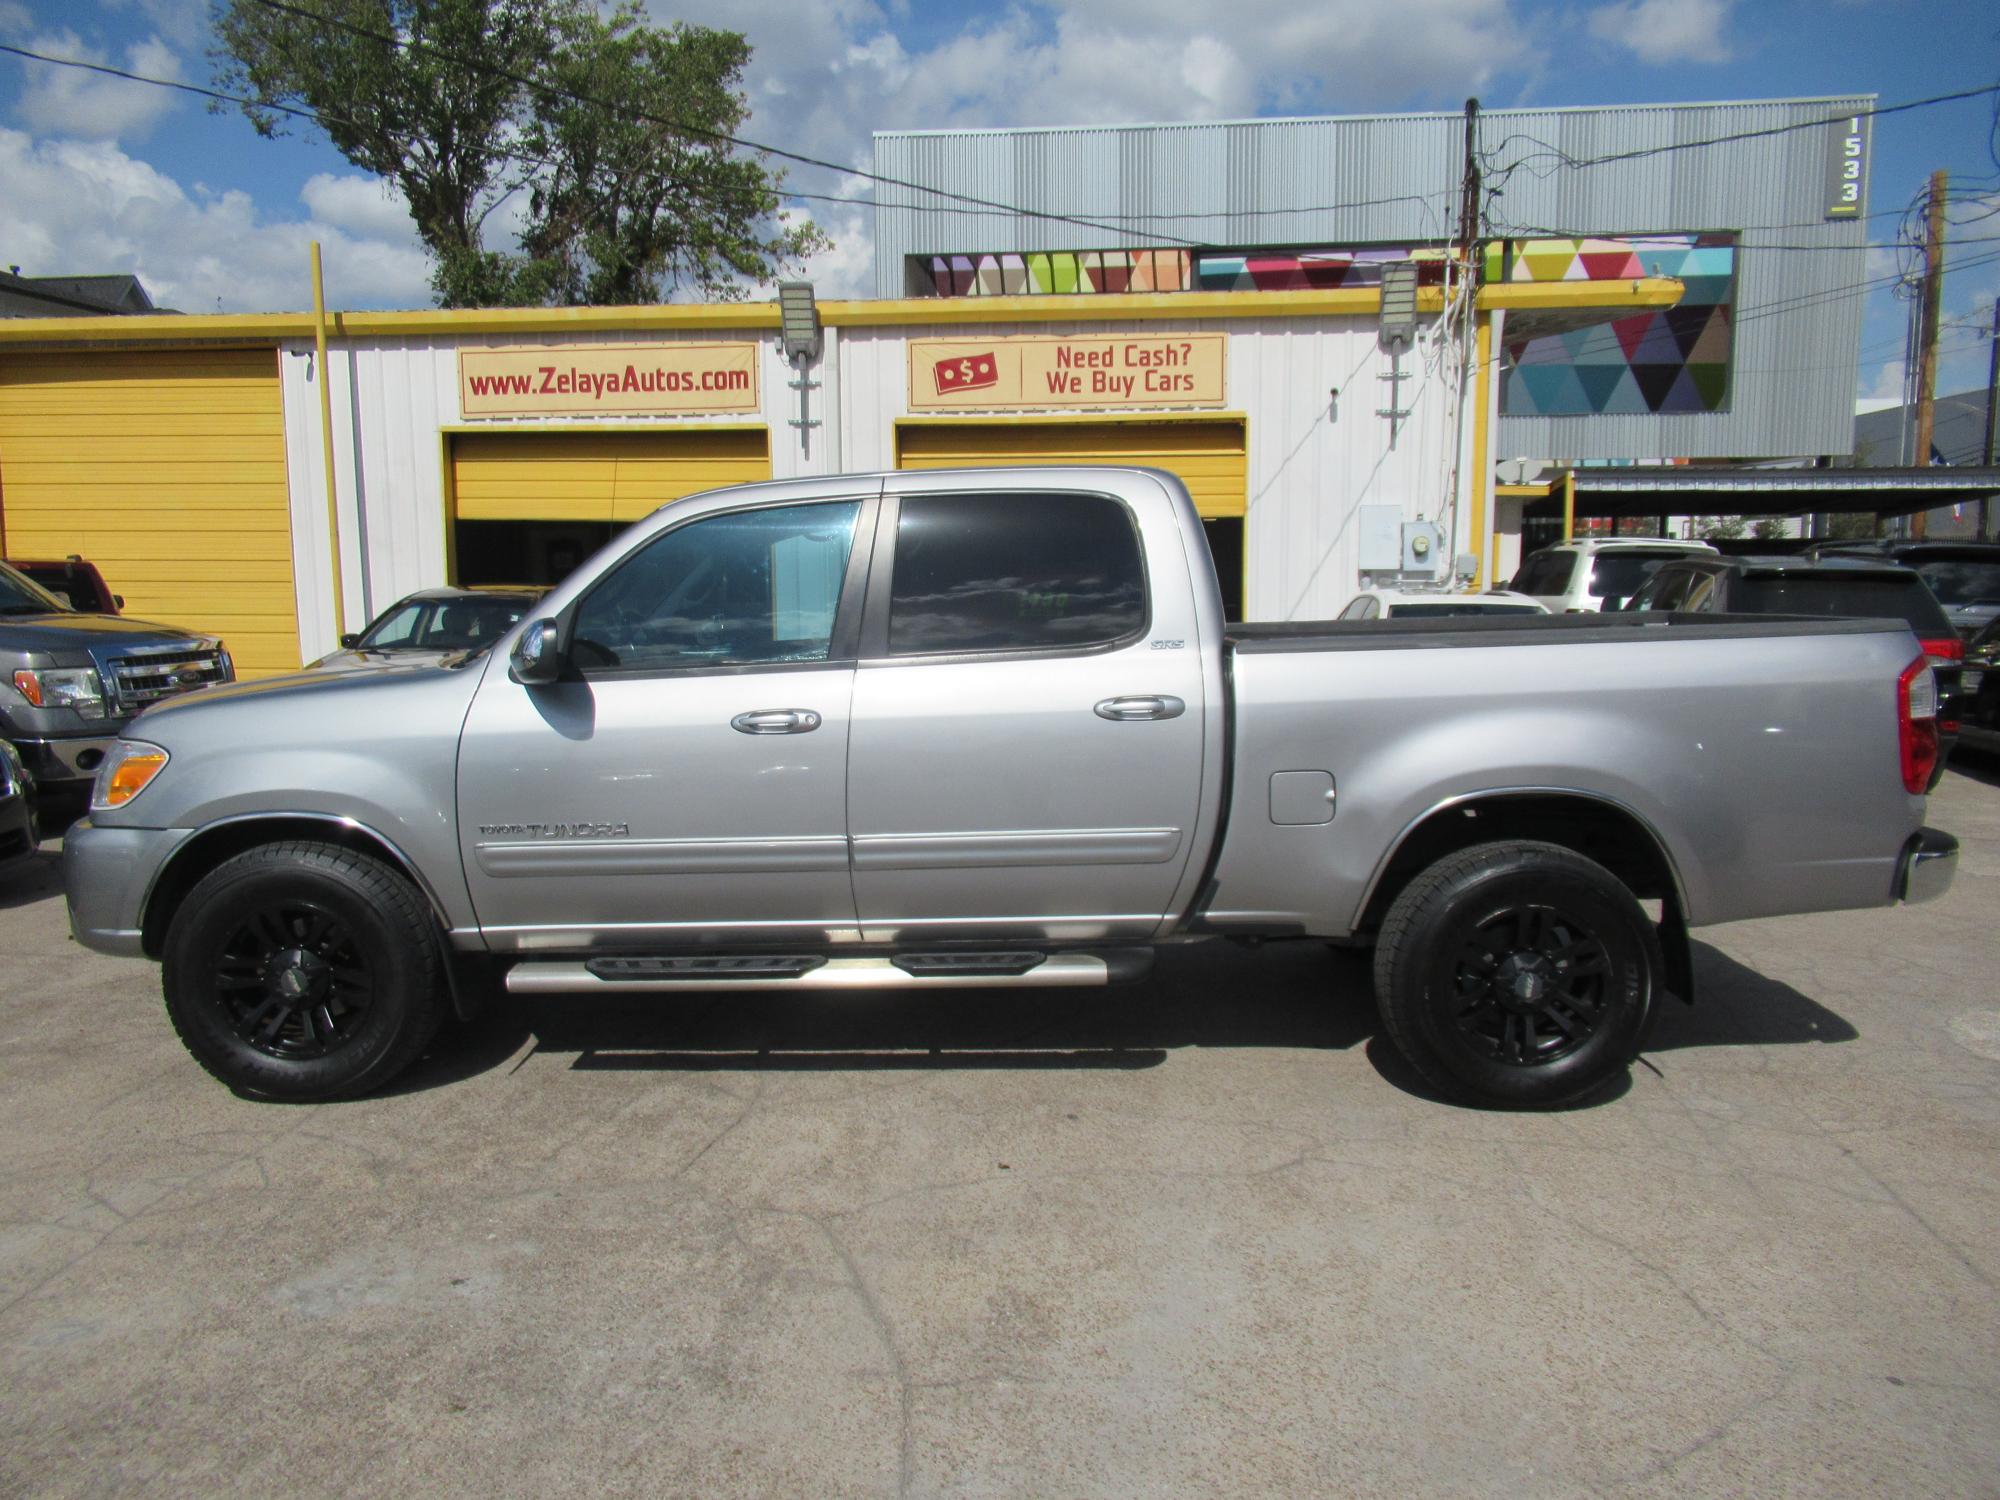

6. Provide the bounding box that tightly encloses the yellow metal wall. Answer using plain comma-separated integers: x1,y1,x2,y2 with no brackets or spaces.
0,349,300,676
451,428,771,524
895,419,1248,517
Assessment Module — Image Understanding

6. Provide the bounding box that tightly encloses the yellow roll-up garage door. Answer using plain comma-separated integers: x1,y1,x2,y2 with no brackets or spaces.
451,428,771,523
0,348,299,676
894,419,1247,517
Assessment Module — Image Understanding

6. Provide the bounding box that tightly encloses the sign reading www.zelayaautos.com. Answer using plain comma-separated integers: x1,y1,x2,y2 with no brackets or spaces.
458,343,759,418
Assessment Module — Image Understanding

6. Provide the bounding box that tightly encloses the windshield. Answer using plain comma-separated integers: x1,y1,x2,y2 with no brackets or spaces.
0,561,71,615
1734,575,1953,634
1911,559,2000,607
1388,602,1544,617
1589,552,1694,606
357,595,534,650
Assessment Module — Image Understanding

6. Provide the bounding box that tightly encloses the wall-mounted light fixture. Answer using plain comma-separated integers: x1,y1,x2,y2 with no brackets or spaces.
778,281,821,362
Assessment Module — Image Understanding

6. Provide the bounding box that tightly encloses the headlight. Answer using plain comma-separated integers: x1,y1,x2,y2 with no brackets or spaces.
12,667,108,720
92,740,170,811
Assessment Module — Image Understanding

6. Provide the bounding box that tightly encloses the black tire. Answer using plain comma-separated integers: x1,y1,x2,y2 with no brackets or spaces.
1373,840,1661,1108
161,840,445,1102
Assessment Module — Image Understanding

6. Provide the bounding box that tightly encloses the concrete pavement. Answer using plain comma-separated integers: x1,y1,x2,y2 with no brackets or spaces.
3,767,1997,1498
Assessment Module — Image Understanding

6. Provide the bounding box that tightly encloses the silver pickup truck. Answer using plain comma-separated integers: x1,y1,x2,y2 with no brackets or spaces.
64,468,1957,1108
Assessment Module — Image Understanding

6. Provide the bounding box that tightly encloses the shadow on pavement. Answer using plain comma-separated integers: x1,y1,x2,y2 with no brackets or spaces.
1945,750,2000,789
0,849,65,911
393,932,1857,1107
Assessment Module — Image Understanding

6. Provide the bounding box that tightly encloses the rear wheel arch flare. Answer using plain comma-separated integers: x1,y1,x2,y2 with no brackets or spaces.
1356,790,1688,937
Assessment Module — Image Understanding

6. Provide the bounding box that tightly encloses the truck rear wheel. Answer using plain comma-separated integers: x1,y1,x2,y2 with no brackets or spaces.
161,841,444,1102
1373,840,1660,1108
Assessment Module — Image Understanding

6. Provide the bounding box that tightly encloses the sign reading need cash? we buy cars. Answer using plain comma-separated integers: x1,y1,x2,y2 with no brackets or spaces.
459,343,759,418
909,333,1226,412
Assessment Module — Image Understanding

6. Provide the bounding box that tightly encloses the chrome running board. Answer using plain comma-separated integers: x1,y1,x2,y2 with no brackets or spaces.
505,949,1151,995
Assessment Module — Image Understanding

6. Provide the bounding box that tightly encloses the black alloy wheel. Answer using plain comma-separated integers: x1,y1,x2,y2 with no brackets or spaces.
1373,839,1661,1108
212,900,376,1060
163,841,445,1101
1450,904,1613,1067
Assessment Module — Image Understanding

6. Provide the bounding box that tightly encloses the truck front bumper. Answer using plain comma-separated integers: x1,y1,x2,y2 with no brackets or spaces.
1894,827,1959,906
63,818,192,957
12,735,119,790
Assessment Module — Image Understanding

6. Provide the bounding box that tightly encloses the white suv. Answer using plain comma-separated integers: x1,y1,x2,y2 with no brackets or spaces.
1510,537,1719,613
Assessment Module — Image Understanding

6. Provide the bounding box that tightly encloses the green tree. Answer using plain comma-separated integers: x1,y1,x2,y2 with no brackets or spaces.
211,0,822,307
1699,515,1747,541
518,11,826,304
1751,517,1787,540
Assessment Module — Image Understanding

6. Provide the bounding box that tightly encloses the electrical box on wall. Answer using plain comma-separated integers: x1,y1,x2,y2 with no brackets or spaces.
1358,505,1404,570
1402,520,1441,575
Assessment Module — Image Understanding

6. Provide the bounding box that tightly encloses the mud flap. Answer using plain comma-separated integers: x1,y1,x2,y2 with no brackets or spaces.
1658,897,1694,1005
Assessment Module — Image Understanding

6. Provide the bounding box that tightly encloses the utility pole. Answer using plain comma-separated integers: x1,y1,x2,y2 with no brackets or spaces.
1456,97,1481,261
1982,295,1998,540
1910,168,1949,539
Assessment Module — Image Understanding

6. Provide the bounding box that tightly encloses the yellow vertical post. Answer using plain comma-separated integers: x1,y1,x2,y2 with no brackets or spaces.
1562,469,1577,543
310,241,346,638
1467,313,1494,588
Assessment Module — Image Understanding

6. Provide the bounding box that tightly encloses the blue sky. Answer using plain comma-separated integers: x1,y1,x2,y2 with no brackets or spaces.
1,0,1996,416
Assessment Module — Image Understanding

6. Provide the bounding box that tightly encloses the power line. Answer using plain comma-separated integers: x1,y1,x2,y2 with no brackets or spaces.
1482,80,2000,179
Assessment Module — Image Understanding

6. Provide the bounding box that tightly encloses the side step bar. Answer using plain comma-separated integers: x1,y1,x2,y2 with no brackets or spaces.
506,949,1153,995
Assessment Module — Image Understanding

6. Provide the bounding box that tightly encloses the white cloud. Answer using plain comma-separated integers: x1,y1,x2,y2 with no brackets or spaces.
300,172,421,245
11,29,185,142
0,129,433,311
1585,0,1733,65
0,2,33,35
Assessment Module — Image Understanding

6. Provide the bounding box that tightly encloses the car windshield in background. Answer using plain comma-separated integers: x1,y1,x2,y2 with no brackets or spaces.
1389,602,1545,617
1734,575,1952,634
0,562,69,615
1510,551,1576,594
1911,559,2000,607
359,597,533,650
1589,552,1690,604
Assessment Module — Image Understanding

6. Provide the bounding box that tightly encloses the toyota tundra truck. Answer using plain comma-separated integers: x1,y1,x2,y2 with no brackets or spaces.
62,468,1957,1108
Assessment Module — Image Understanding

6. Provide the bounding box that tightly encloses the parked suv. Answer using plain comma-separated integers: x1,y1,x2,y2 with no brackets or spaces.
1626,554,1965,783
0,560,233,799
1807,540,2000,641
1509,537,1718,613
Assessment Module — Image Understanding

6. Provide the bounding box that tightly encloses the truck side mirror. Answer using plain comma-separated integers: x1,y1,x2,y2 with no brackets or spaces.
338,633,360,649
510,618,564,685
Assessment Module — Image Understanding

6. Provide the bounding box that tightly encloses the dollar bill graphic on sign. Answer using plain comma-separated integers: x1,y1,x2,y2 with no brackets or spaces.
933,351,999,394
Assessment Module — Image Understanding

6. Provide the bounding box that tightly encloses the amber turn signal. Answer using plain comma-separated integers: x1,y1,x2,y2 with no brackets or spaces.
93,745,169,809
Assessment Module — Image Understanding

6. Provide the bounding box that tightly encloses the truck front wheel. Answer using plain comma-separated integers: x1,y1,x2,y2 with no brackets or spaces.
161,841,445,1102
1373,840,1660,1108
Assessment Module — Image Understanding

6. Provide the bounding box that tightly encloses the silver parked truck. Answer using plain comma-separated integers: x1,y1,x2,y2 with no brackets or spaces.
64,469,1958,1108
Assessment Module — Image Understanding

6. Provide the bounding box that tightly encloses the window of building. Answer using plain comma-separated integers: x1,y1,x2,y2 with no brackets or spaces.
888,492,1145,655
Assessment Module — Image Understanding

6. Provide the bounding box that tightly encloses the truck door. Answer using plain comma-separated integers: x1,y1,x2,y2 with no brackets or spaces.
846,480,1207,944
456,493,874,952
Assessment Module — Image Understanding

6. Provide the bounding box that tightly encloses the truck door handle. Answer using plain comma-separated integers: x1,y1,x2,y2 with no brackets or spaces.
730,708,822,735
1094,695,1186,722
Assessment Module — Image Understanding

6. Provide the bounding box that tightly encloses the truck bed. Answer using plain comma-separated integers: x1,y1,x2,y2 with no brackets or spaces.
1226,611,1911,653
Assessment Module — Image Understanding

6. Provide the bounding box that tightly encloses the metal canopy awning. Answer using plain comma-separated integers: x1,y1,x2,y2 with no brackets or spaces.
1523,466,2000,520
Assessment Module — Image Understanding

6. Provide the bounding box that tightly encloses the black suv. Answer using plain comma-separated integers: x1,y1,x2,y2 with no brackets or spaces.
1808,540,2000,642
1625,554,1965,784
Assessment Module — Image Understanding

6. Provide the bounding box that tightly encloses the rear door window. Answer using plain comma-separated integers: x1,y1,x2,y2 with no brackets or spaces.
1511,551,1576,595
887,492,1145,655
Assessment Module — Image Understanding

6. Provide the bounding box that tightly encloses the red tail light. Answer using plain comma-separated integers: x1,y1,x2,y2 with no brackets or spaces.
1919,635,1963,664
1898,655,1939,794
